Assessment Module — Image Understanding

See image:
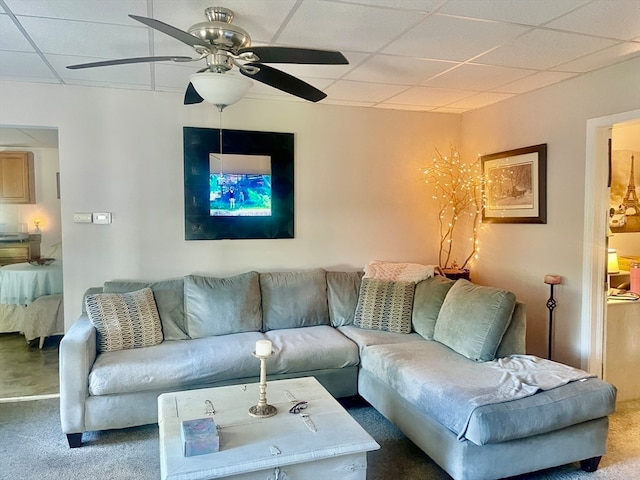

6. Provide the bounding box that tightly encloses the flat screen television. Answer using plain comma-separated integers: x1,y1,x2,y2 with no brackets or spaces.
210,173,272,217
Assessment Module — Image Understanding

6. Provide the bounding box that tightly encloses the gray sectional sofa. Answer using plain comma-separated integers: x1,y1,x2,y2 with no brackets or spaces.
59,268,616,480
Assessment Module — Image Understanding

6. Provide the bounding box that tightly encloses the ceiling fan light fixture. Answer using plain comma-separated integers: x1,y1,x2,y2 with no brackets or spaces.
189,71,253,108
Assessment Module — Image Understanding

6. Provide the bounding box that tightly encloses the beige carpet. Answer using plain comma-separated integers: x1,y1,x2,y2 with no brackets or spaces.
0,397,638,480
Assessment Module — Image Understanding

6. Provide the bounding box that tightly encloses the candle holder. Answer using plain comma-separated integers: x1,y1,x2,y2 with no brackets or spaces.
544,274,562,360
248,351,277,418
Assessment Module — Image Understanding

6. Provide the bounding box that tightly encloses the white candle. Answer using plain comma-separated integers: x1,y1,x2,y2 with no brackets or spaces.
255,340,272,357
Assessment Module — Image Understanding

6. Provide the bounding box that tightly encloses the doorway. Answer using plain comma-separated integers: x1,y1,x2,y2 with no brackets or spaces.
0,125,62,400
583,109,640,377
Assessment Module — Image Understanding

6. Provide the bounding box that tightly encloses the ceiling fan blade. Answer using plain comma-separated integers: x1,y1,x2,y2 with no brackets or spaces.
241,63,326,102
129,14,211,50
238,46,348,65
184,82,204,105
67,56,193,69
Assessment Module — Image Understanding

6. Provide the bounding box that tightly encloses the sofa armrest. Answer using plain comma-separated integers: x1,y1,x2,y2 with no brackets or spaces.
59,315,97,434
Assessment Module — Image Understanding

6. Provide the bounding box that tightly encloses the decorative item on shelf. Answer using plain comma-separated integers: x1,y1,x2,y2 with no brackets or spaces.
544,274,562,360
249,340,277,418
423,145,485,275
607,249,620,274
32,218,42,232
28,257,55,266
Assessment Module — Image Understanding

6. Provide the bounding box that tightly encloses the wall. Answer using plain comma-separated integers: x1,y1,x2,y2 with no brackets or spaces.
0,147,61,256
461,56,640,368
0,80,460,326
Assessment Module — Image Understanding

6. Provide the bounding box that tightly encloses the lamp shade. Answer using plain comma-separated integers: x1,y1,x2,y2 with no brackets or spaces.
189,72,253,107
607,248,619,274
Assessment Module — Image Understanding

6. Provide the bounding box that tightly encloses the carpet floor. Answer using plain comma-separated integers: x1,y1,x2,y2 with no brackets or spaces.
1,397,638,480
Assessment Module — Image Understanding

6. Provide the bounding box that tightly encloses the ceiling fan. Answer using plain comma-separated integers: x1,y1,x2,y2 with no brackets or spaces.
67,6,348,107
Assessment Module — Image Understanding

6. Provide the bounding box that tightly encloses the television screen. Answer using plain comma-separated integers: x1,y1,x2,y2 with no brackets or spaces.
210,173,272,217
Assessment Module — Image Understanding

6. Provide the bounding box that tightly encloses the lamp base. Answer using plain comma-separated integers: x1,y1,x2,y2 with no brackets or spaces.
248,403,277,418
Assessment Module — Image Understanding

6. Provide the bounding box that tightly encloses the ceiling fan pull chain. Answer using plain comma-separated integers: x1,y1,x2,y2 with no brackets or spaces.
218,106,224,176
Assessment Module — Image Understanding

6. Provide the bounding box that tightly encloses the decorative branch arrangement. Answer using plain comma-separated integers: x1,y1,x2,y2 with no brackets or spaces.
423,145,485,270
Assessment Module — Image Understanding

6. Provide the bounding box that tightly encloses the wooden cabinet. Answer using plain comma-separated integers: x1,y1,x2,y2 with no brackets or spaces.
604,300,640,401
0,235,41,266
0,151,35,203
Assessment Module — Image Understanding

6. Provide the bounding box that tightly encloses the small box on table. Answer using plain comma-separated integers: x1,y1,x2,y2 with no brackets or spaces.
181,417,219,457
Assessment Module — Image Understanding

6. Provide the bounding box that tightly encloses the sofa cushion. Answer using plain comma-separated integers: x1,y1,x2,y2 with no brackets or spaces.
85,288,163,353
360,341,613,446
433,279,515,362
338,325,423,354
326,271,363,327
89,331,265,395
184,272,261,338
412,275,455,340
354,278,415,334
363,260,435,282
264,325,360,373
104,278,187,341
261,269,329,331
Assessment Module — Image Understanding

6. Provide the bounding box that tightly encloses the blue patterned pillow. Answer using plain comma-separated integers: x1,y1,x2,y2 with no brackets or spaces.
354,279,415,334
85,288,163,352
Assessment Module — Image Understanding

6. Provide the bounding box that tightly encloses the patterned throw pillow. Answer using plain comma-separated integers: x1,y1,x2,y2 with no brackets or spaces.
85,287,163,353
363,260,435,283
354,278,415,334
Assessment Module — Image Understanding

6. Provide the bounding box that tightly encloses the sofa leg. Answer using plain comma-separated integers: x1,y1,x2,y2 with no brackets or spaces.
66,433,83,448
580,456,602,472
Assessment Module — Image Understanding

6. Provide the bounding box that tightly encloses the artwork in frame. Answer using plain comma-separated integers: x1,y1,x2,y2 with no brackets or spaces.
184,127,294,240
481,144,547,224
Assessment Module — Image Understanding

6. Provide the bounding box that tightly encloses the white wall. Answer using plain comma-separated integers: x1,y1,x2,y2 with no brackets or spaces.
0,147,61,256
0,80,460,326
461,57,640,367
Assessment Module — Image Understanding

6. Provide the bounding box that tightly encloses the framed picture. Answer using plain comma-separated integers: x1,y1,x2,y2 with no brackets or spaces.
184,127,294,240
481,144,547,224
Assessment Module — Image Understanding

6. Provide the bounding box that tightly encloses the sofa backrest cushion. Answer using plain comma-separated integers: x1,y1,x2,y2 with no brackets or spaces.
103,278,188,341
326,271,363,327
433,279,516,362
495,301,526,357
260,269,329,331
184,272,262,338
412,275,455,340
354,278,415,334
85,287,164,353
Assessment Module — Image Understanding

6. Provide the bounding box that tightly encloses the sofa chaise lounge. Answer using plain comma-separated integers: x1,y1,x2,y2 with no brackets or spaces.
59,266,616,480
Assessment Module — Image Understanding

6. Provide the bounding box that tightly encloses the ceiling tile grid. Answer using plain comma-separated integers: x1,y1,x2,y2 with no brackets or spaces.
0,0,638,113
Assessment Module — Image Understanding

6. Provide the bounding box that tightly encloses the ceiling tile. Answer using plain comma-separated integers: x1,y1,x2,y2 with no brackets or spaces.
17,16,151,59
277,0,425,52
386,85,475,106
383,13,529,61
475,28,619,70
0,14,35,52
4,0,147,24
553,43,640,73
324,79,409,102
447,91,515,110
438,0,587,26
422,63,534,90
0,51,57,79
345,54,455,84
495,71,578,95
546,0,640,41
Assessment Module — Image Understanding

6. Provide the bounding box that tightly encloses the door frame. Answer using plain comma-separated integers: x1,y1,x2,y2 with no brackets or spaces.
583,108,640,375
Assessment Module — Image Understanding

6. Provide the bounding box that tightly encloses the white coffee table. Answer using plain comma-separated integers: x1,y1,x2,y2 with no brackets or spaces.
158,377,380,480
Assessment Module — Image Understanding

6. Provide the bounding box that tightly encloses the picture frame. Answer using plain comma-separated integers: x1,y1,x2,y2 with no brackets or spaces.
481,144,547,224
183,127,294,240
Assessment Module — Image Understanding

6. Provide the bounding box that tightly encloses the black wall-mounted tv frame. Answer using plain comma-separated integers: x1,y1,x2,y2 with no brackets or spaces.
184,127,294,240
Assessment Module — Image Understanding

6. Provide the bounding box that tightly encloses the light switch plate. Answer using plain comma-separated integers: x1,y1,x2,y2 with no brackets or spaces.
93,212,112,224
73,213,92,223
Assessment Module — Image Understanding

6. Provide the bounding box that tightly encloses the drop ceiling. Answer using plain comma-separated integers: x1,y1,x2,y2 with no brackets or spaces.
0,0,639,113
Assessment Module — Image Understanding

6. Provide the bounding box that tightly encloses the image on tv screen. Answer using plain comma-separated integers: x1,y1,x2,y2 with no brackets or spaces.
210,173,272,217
